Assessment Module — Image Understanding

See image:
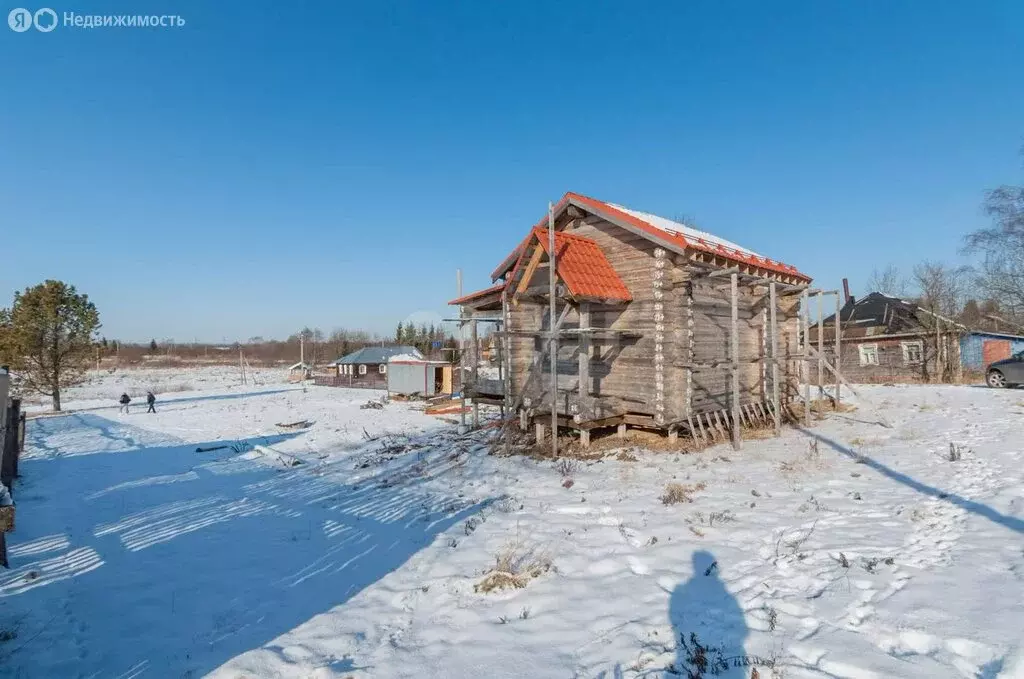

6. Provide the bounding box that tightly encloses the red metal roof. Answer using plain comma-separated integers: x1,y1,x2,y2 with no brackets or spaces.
448,282,505,306
491,192,811,283
530,227,632,302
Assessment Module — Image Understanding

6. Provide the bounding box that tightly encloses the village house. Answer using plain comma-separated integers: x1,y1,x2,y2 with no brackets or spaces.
808,287,1024,383
328,346,423,382
450,191,814,447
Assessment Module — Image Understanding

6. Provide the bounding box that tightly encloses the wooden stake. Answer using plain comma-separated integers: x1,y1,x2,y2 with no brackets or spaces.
548,201,559,458
730,273,741,450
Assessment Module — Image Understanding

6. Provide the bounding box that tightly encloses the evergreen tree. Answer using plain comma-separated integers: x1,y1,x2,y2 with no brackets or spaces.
395,321,404,344
0,280,101,412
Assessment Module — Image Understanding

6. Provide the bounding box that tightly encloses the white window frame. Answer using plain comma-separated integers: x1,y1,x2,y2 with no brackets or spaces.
901,340,923,365
379,364,387,374
359,364,367,375
859,343,879,366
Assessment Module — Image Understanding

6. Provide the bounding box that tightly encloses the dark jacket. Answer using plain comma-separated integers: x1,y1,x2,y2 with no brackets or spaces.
119,394,131,405
146,392,155,404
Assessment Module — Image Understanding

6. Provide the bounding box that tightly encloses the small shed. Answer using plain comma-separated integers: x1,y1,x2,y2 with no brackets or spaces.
287,362,311,382
960,331,1024,371
387,355,454,397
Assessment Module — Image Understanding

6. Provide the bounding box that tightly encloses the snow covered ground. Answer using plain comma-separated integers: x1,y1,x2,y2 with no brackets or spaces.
1,370,1022,678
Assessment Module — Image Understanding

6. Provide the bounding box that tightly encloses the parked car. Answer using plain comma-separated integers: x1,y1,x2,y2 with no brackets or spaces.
986,350,1024,388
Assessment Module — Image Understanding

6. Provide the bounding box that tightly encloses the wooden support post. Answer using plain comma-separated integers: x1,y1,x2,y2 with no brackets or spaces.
714,410,726,439
730,273,741,450
471,319,480,429
834,291,842,406
535,421,546,444
578,301,591,402
459,320,467,429
686,415,697,442
519,408,528,431
802,289,811,427
548,201,559,457
668,428,679,444
817,291,824,410
769,282,781,435
579,429,591,448
617,422,627,438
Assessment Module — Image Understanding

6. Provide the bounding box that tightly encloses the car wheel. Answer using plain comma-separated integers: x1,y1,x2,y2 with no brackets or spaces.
987,370,1007,388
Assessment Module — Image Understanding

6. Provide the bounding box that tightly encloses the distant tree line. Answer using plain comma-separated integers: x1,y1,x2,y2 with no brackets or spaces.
94,323,458,369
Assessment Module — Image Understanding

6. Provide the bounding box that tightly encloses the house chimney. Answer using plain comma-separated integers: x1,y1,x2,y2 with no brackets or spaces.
842,278,851,304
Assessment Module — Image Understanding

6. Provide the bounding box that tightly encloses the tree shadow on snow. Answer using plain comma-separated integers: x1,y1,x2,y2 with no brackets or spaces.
2,413,489,678
667,551,752,678
800,428,1024,536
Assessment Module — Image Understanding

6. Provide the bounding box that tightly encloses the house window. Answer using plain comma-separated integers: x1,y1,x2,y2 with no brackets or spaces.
859,344,879,366
379,364,387,374
901,341,923,364
359,364,367,375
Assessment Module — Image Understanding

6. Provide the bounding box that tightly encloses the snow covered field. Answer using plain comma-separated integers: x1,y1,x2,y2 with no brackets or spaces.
1,369,1023,678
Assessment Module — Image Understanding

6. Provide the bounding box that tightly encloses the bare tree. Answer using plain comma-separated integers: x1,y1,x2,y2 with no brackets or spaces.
866,264,909,298
964,178,1024,319
912,261,970,318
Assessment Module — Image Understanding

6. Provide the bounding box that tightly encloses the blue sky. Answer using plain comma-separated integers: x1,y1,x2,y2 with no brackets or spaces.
2,1,1023,342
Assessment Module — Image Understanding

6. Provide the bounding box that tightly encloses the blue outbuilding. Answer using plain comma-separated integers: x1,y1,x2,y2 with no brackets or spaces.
959,331,1024,371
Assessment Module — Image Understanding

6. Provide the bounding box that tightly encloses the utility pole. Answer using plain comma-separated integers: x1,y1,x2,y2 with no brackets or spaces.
300,332,305,366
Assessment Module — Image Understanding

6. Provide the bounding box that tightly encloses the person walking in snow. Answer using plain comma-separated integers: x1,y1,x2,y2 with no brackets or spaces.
146,391,156,413
119,392,131,414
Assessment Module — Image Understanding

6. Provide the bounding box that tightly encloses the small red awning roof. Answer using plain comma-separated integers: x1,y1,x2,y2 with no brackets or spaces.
529,227,632,302
448,282,505,306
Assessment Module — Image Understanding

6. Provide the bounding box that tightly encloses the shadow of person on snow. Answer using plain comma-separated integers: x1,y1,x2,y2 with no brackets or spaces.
669,551,750,678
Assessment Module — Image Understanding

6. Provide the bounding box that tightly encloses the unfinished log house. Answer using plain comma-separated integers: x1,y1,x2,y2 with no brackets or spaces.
450,192,813,448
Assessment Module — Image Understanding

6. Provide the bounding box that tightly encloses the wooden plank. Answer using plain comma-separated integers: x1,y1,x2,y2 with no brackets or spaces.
730,273,741,450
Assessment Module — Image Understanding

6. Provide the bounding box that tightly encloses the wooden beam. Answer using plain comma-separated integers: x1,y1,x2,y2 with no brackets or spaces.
513,244,544,304
730,273,741,451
